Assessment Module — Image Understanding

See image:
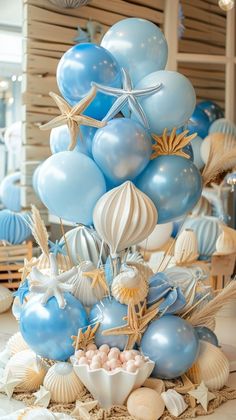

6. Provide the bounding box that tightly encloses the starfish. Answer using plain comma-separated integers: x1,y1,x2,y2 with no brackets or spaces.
40,86,106,151
102,302,158,350
71,399,98,420
175,374,196,395
48,239,67,256
33,385,51,408
0,369,21,399
83,268,108,293
13,279,30,305
72,322,100,350
151,128,197,160
30,253,77,308
18,257,38,282
188,381,216,412
92,68,162,128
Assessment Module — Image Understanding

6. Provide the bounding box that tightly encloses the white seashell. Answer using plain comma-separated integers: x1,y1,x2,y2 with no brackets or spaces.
4,350,48,392
143,377,165,394
191,196,212,217
126,261,153,284
20,407,56,420
36,252,72,272
112,265,148,305
43,362,84,403
174,229,199,264
0,286,13,313
127,387,165,420
187,341,230,390
6,332,29,356
124,251,144,264
68,261,105,307
215,225,236,254
72,356,154,408
161,389,188,417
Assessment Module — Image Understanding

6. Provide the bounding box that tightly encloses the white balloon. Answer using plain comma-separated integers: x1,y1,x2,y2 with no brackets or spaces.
4,121,22,153
190,136,205,170
138,222,173,251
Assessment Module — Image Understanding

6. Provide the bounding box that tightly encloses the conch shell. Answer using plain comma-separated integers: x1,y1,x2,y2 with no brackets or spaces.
112,265,148,305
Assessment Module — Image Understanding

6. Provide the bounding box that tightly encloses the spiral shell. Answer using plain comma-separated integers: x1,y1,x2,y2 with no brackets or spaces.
4,350,48,392
0,286,13,313
174,229,199,264
43,362,84,403
36,252,72,272
112,265,148,305
161,389,188,417
187,341,230,390
215,226,236,255
6,332,29,356
126,261,153,283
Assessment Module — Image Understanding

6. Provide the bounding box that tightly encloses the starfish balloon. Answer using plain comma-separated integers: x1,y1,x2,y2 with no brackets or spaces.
71,399,98,420
188,381,216,412
33,385,51,408
48,239,67,256
30,253,77,308
40,86,106,151
92,68,162,128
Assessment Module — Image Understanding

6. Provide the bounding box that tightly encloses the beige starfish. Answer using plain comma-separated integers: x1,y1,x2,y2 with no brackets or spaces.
83,268,108,293
71,399,98,419
151,128,197,160
102,302,158,350
175,374,195,395
40,86,106,151
188,381,216,412
72,322,100,351
33,385,51,408
19,257,38,282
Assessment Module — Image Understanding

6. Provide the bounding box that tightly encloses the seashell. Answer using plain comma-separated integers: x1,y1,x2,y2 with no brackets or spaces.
43,362,84,403
143,377,165,394
6,332,29,356
191,196,212,217
187,340,230,390
112,265,148,305
72,356,154,409
49,0,90,8
19,407,56,420
161,389,188,417
215,225,236,255
0,286,13,313
124,250,144,264
67,261,105,307
36,252,72,272
174,229,199,264
127,387,165,420
4,350,48,392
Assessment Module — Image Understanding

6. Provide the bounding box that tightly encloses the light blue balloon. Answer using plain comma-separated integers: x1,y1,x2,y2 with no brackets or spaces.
195,327,219,347
209,118,236,137
38,151,106,225
20,293,88,361
135,155,202,223
50,125,96,157
89,297,128,350
92,118,152,186
57,43,122,119
101,18,168,85
0,172,21,212
141,315,199,379
190,136,205,170
0,210,31,245
32,164,43,197
133,71,196,134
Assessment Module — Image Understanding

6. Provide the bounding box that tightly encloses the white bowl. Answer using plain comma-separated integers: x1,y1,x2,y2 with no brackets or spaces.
71,357,154,408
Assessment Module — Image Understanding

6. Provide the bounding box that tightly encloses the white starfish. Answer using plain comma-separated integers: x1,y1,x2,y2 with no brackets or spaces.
33,385,51,408
0,369,21,399
30,253,77,309
71,400,98,419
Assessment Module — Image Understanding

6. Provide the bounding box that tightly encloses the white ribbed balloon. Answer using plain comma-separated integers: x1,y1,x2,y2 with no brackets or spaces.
215,225,236,254
36,252,72,272
0,286,13,313
93,181,157,256
201,132,236,164
174,229,199,264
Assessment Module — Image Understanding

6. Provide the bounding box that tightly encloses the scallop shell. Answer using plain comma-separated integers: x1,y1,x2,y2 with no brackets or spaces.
215,226,236,255
43,362,84,403
36,252,72,272
6,332,29,356
112,265,148,305
187,340,230,390
161,389,188,417
0,286,13,313
4,350,48,392
68,261,105,307
174,229,199,264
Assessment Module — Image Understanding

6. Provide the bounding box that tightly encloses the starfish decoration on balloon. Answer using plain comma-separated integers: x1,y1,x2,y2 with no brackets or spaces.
151,128,197,160
102,302,158,350
83,268,109,293
18,257,38,282
92,68,162,128
13,279,30,305
48,239,67,256
40,86,106,151
72,322,100,351
29,253,77,308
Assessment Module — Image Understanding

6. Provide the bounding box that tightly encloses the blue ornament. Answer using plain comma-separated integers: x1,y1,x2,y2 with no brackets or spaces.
0,172,21,212
197,100,224,123
20,293,88,361
92,119,152,186
135,155,202,223
50,124,96,157
32,164,43,197
147,273,186,314
209,118,236,138
141,315,199,379
89,297,128,350
195,326,219,347
158,287,186,314
57,43,122,119
0,210,31,245
48,240,67,256
188,106,210,138
13,280,30,305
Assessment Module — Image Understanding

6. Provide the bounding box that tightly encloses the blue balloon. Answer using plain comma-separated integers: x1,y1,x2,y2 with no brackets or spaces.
32,164,43,197
197,100,224,123
135,155,202,223
183,143,194,161
0,172,21,212
89,297,128,350
190,135,205,170
188,107,210,138
38,151,106,225
20,293,88,361
195,326,219,347
141,315,199,379
92,118,152,186
50,125,96,157
133,71,196,134
0,210,31,245
101,18,168,86
57,43,122,119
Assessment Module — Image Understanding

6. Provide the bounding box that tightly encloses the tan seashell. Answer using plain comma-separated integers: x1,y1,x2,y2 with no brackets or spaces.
36,252,72,272
174,229,199,264
6,332,29,356
127,387,165,420
143,378,165,394
161,389,188,417
0,286,13,313
112,265,148,305
4,350,48,392
215,225,236,255
43,362,84,403
187,341,230,390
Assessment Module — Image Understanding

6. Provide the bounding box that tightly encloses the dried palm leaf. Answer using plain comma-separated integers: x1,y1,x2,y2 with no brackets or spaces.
27,205,49,256
151,128,197,160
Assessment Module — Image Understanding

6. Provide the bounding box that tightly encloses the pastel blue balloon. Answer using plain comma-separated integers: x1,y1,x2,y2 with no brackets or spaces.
197,100,224,123
188,107,210,138
195,327,219,347
92,119,152,186
0,210,31,245
32,164,43,197
135,155,202,223
50,124,96,157
101,18,168,85
89,297,128,350
133,71,196,134
190,136,205,170
20,293,88,361
38,151,106,225
57,43,122,119
209,118,236,137
141,315,199,379
0,172,21,212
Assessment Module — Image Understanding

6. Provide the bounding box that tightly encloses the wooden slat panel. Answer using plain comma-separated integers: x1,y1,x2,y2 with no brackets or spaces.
179,40,225,55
